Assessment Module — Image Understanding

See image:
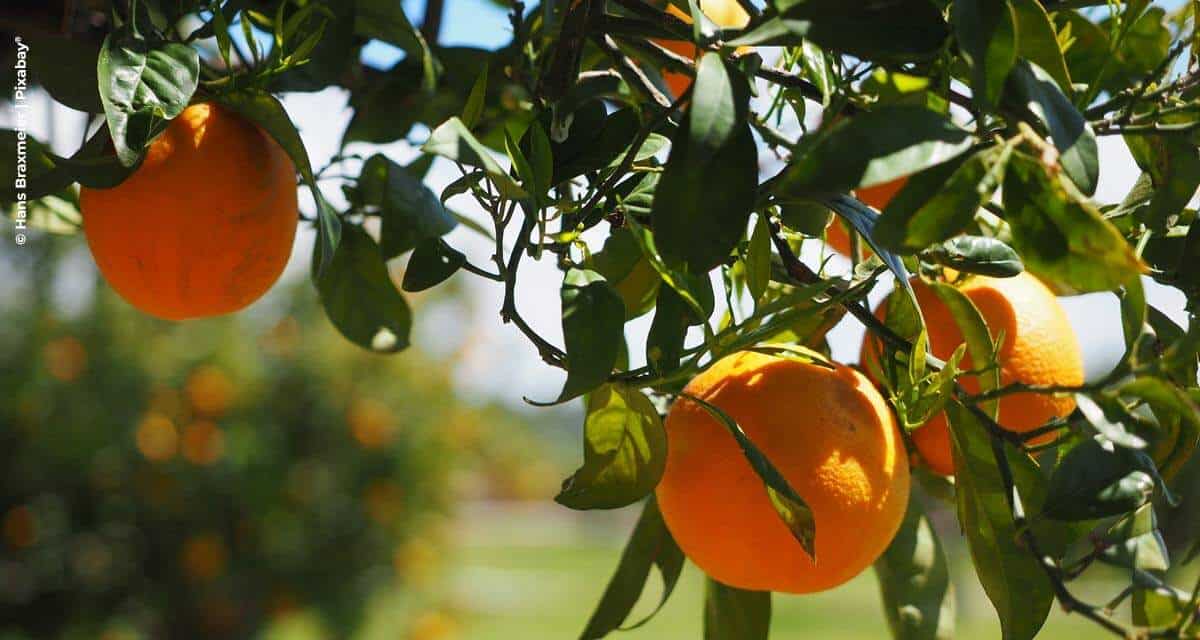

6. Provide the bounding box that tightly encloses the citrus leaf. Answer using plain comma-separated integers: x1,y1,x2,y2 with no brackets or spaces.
357,154,456,259
703,579,771,640
592,229,661,320
27,33,103,113
745,214,772,303
423,117,527,199
461,65,488,129
1100,504,1170,573
646,286,690,375
946,401,1053,640
557,384,667,510
1009,0,1072,92
873,499,956,640
1123,126,1200,233
315,225,411,353
681,392,816,560
765,0,949,63
97,27,199,166
927,236,1024,278
1001,151,1144,294
953,0,1016,109
401,238,464,292
776,106,972,198
555,269,626,403
1043,439,1155,521
875,145,1009,253
928,281,1000,415
1004,60,1098,196
578,498,684,639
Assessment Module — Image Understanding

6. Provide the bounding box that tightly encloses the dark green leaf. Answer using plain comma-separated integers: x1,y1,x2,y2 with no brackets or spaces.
1009,0,1072,92
745,214,772,303
824,195,914,295
316,225,411,353
1003,60,1098,196
1124,129,1200,232
953,0,1016,108
557,384,667,510
928,281,1001,414
765,0,949,63
593,229,661,320
401,238,464,292
873,499,956,640
578,498,684,639
682,392,816,559
653,54,757,271
357,154,456,260
218,88,341,277
27,33,103,113
775,107,972,198
97,28,199,166
875,146,1009,252
556,269,626,403
1043,438,1154,521
423,117,527,198
946,401,1053,640
928,236,1024,278
704,579,771,640
1001,152,1144,294
646,286,690,374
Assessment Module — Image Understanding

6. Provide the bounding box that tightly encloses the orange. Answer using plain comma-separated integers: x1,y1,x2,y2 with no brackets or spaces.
656,352,910,593
80,102,298,320
825,176,908,255
860,272,1084,476
653,0,750,97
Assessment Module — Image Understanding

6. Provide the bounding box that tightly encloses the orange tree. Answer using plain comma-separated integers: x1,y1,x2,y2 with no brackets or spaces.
6,0,1200,638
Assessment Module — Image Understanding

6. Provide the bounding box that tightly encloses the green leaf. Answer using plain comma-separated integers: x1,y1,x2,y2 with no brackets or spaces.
928,281,1001,415
1009,0,1072,92
646,286,690,374
357,154,457,259
875,145,1009,253
1003,60,1098,196
1043,438,1154,521
775,107,973,198
682,392,816,560
315,225,411,353
873,499,956,640
423,117,527,199
745,214,772,303
97,27,199,166
1001,152,1145,294
401,238,464,292
549,105,640,184
578,498,684,639
1100,504,1170,572
703,579,771,640
946,401,1053,640
592,229,661,320
217,88,341,278
354,0,436,88
556,269,627,403
824,195,915,295
461,65,489,129
557,384,667,510
953,0,1016,109
27,33,103,113
765,0,949,63
928,236,1024,278
653,54,757,272
1123,128,1200,232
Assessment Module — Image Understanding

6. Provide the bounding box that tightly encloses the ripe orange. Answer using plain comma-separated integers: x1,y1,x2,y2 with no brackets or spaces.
825,176,907,255
656,352,910,593
860,272,1084,475
653,0,750,97
80,102,298,320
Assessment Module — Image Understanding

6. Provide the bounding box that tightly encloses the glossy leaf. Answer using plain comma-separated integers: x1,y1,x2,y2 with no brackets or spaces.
1123,126,1200,232
557,384,667,510
401,238,465,292
873,499,956,640
953,0,1016,108
357,154,456,260
653,54,757,272
423,117,527,199
1100,503,1170,573
1001,152,1144,294
765,0,949,63
745,214,772,303
556,269,626,403
946,401,1053,640
775,107,972,199
97,27,199,166
1003,60,1098,196
578,498,684,639
1043,438,1154,521
703,579,771,640
593,229,661,320
1009,0,1072,92
315,225,412,353
927,236,1024,278
646,286,690,375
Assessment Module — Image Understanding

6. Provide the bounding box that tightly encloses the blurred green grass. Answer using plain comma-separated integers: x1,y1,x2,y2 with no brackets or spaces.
442,503,1115,640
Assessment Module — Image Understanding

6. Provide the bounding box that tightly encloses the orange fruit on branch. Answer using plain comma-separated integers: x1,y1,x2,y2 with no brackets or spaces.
656,351,910,593
80,102,299,320
860,272,1084,476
